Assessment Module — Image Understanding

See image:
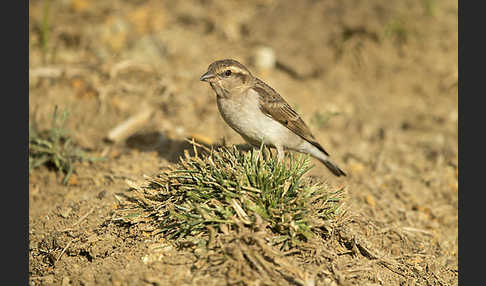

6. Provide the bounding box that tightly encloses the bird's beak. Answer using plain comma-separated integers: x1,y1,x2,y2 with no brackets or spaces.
200,71,216,82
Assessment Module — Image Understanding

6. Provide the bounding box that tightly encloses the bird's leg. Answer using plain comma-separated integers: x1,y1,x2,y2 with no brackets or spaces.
262,144,272,161
276,145,285,164
250,143,263,162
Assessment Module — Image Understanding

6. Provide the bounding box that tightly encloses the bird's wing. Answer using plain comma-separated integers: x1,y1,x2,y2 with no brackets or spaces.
253,78,329,156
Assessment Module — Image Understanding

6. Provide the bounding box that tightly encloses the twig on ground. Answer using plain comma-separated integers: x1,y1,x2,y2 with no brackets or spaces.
54,238,76,265
105,107,154,143
61,207,95,232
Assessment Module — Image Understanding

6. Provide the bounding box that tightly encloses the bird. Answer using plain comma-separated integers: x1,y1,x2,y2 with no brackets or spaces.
200,59,346,177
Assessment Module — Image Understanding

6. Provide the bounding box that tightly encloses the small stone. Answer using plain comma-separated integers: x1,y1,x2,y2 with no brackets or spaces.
67,174,79,186
365,195,376,207
59,207,72,218
174,126,185,136
143,274,164,285
97,190,107,200
111,274,122,286
349,161,365,173
70,0,93,13
323,278,332,286
42,275,54,284
253,46,276,70
100,16,129,53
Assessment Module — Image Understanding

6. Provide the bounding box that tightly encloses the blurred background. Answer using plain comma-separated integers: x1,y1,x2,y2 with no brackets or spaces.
29,0,457,284
29,0,457,150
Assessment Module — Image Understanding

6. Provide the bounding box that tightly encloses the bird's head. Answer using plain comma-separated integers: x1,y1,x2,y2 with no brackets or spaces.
200,59,253,96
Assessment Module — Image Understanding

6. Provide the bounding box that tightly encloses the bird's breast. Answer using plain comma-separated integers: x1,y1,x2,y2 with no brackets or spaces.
217,94,260,135
216,90,298,147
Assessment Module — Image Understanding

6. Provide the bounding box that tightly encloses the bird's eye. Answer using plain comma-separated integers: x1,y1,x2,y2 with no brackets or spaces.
224,70,232,77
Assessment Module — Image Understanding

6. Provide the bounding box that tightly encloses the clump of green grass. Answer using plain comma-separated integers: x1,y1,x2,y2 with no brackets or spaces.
29,106,101,184
117,142,345,250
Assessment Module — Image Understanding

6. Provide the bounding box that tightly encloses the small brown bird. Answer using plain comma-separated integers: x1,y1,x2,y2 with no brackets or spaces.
200,59,346,177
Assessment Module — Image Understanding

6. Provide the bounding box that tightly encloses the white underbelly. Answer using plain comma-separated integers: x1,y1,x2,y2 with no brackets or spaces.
217,94,301,148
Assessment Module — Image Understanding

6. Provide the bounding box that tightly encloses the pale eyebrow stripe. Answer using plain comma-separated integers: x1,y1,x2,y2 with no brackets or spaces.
217,65,245,75
229,66,246,74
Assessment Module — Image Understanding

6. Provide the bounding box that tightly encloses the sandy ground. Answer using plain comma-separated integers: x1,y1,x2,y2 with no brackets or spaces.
29,0,457,285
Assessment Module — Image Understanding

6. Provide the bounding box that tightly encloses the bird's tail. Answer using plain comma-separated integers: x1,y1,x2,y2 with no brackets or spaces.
320,158,347,177
304,140,347,177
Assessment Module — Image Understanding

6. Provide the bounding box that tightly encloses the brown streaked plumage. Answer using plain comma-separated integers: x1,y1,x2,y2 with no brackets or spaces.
253,78,330,156
200,59,346,177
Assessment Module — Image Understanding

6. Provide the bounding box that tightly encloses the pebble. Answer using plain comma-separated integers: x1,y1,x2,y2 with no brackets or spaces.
59,207,72,218
323,278,337,286
253,46,276,70
174,126,185,136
